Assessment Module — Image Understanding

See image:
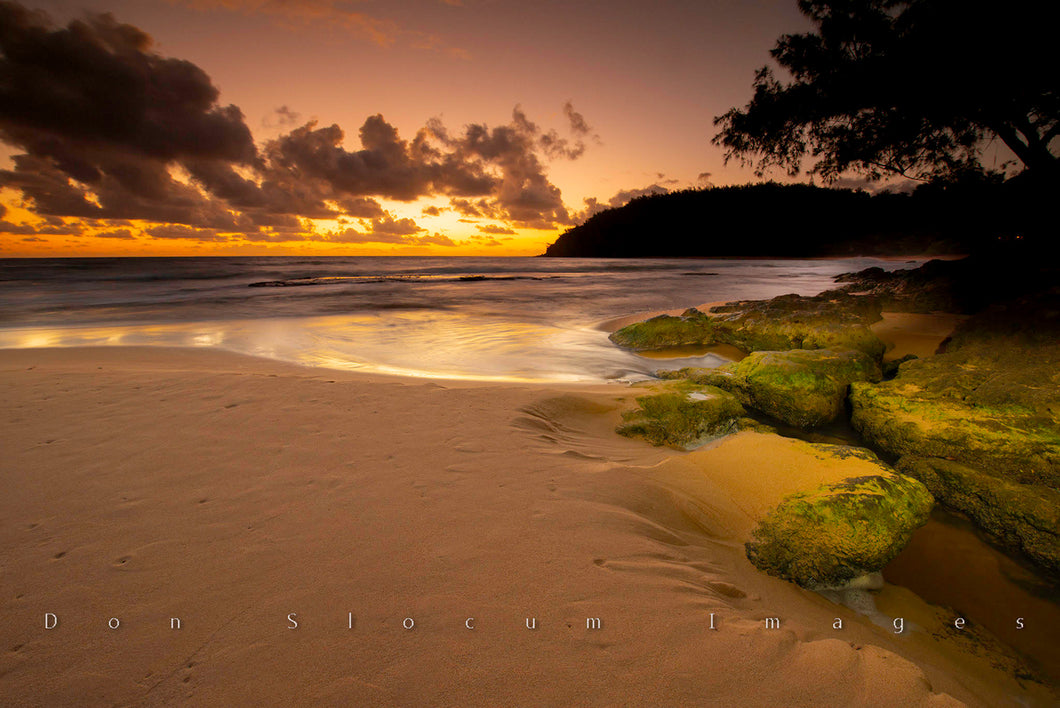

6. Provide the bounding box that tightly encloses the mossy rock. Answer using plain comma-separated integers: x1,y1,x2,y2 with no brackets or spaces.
897,456,1060,577
849,356,1060,488
617,383,745,449
666,349,881,429
608,308,714,351
609,294,886,358
850,292,1060,577
746,472,933,588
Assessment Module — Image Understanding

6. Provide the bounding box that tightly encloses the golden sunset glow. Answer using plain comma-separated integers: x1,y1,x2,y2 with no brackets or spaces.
0,0,817,256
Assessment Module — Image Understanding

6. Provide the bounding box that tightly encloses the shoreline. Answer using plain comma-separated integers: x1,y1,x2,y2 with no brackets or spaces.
2,345,1055,705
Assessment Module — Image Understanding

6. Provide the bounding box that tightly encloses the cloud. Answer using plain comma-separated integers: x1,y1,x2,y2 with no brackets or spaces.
564,101,594,137
95,228,136,239
574,184,671,222
0,3,256,164
263,105,302,130
476,223,516,235
607,184,669,207
337,197,384,218
0,219,35,234
264,105,588,228
421,205,444,217
0,2,595,242
0,2,258,227
0,217,82,235
367,212,423,236
322,226,455,247
145,224,228,241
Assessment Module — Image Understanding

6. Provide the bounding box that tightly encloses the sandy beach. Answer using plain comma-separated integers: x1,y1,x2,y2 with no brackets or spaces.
1,345,1053,706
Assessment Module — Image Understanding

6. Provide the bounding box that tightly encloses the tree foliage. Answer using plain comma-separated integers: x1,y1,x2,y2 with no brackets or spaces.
543,183,1009,258
713,0,1060,183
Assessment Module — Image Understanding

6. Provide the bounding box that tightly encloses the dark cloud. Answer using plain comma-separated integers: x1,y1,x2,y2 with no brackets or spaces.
0,3,256,163
367,212,423,236
264,105,302,129
421,205,444,216
337,197,384,218
449,198,492,218
95,228,136,239
322,226,455,247
145,224,228,241
0,2,258,228
575,184,671,222
0,216,82,235
476,223,516,235
607,184,669,207
260,115,498,204
0,219,34,234
564,101,593,137
0,2,595,240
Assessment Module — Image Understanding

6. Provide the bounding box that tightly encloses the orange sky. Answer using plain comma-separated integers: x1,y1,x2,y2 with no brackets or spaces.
0,0,818,256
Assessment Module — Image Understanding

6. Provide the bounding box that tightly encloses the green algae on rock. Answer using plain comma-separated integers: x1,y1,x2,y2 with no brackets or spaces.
663,348,881,429
896,456,1060,577
609,293,886,358
849,345,1060,489
849,292,1060,576
616,382,746,449
608,308,715,351
745,471,933,588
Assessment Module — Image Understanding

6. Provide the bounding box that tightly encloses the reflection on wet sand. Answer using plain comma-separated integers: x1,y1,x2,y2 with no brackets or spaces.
0,312,738,383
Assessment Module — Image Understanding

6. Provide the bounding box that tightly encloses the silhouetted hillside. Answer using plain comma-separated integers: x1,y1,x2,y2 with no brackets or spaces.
543,182,1045,257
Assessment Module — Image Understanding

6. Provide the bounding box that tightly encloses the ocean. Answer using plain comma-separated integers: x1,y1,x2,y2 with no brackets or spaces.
0,256,923,381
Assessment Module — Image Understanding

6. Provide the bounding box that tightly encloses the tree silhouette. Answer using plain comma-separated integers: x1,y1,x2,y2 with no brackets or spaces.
713,0,1059,185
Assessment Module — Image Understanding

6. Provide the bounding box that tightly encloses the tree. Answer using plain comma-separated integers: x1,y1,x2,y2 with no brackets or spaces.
713,0,1060,184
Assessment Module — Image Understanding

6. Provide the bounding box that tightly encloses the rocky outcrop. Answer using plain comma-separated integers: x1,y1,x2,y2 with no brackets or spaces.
896,456,1060,576
850,291,1060,576
609,292,886,358
661,348,881,429
616,382,748,449
746,460,934,588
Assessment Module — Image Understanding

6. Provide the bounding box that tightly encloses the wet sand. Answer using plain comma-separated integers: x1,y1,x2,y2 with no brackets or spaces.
870,312,968,361
0,347,1054,706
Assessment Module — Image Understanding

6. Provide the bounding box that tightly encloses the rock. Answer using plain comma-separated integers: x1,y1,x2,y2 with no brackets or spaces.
707,292,885,357
664,349,881,429
746,467,934,588
616,382,746,449
849,353,1060,489
896,456,1060,577
882,353,918,379
609,294,886,358
608,308,714,351
849,291,1060,575
832,258,975,313
833,256,1059,315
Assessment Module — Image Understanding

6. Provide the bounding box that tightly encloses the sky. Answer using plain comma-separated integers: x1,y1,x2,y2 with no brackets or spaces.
0,0,818,256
